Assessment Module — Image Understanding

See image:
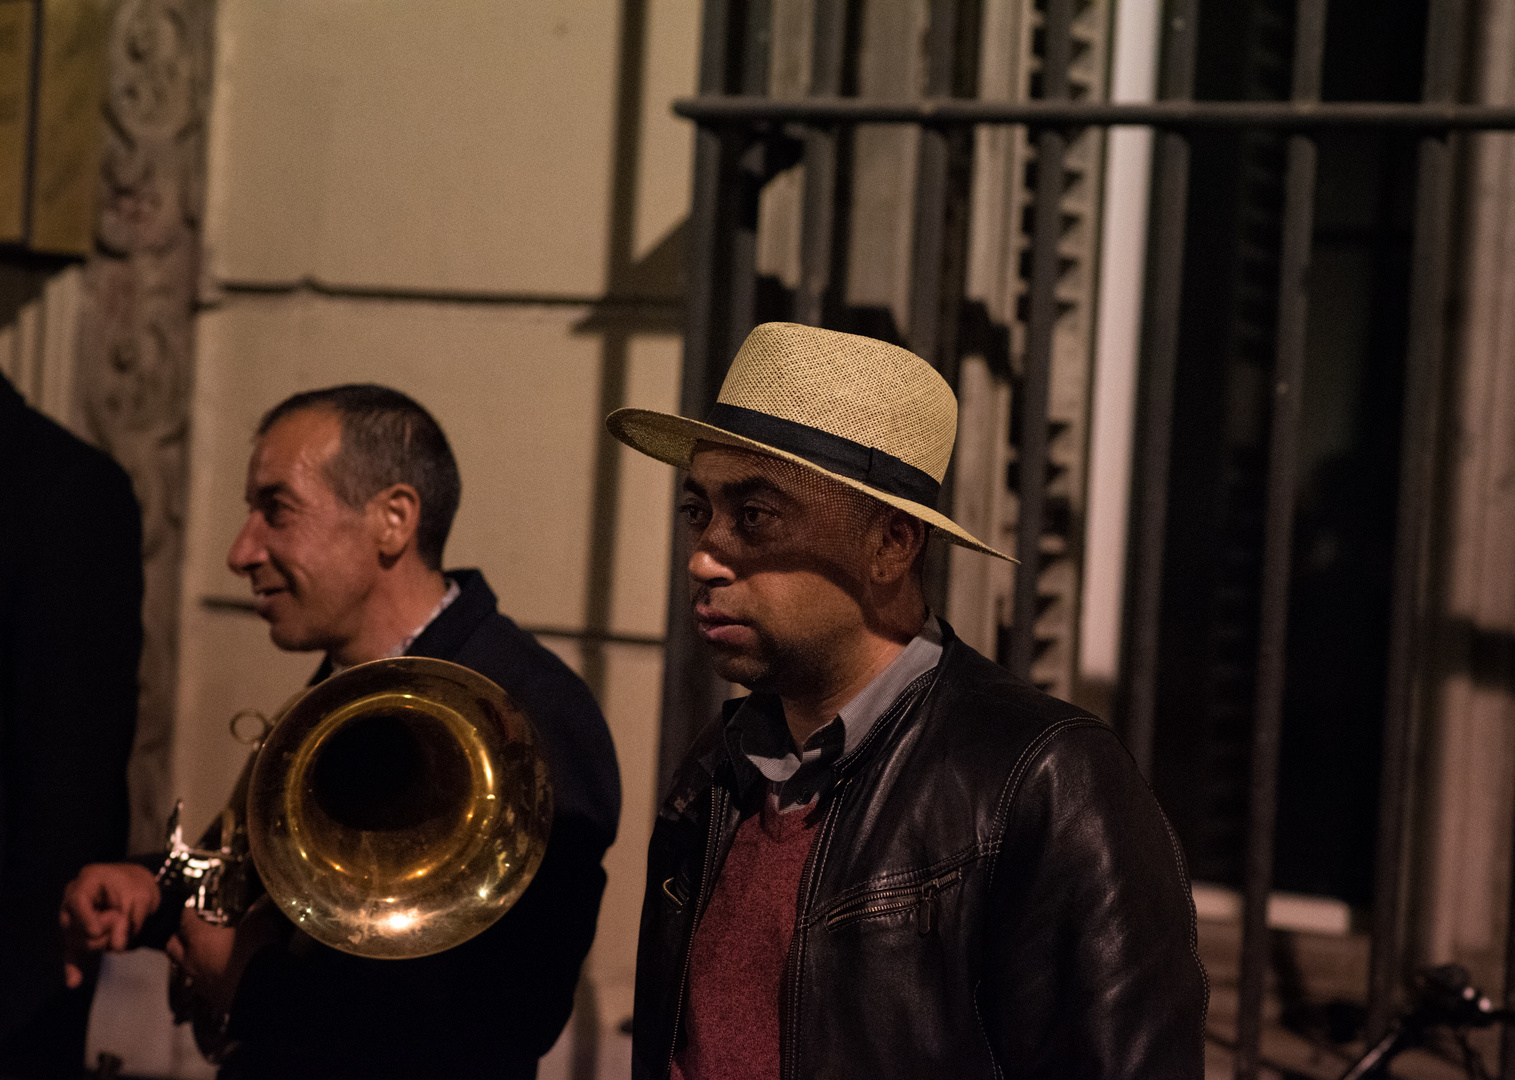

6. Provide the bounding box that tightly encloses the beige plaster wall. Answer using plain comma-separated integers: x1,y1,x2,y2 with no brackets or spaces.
205,0,619,294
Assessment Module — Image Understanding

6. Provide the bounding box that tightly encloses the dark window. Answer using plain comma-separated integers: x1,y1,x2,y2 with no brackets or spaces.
1150,0,1428,906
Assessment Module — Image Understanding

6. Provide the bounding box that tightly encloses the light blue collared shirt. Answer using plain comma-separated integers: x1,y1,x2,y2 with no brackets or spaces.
725,616,944,808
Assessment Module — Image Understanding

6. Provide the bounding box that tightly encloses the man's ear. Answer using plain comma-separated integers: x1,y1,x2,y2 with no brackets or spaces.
371,483,422,561
873,509,928,585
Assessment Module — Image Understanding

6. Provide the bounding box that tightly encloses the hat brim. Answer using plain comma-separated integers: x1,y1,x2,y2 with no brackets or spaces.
606,407,1014,562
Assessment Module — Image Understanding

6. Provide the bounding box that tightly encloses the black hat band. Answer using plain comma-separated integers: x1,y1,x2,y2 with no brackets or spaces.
705,402,942,508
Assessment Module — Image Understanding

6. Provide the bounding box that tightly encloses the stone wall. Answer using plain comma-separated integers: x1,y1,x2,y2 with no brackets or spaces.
74,0,215,855
1415,0,1515,988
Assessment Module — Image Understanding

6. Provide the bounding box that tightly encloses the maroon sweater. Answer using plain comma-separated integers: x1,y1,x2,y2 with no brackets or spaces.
672,795,820,1080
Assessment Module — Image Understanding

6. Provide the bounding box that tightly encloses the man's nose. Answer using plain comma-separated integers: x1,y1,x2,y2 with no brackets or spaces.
227,516,265,576
688,544,734,588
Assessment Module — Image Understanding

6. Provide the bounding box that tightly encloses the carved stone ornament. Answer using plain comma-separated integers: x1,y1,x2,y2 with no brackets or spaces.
74,0,213,852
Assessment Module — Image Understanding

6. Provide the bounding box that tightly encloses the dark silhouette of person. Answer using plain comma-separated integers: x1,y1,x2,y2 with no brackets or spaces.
0,371,142,1078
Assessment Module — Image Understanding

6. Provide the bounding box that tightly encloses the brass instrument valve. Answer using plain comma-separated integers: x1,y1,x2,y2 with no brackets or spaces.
155,801,249,926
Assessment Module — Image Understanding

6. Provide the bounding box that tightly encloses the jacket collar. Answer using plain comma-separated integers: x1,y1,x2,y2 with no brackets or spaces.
721,616,945,807
667,619,963,818
832,619,955,781
406,568,497,661
309,568,498,684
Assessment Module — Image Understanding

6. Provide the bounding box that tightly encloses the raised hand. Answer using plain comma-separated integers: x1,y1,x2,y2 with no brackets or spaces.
59,862,162,988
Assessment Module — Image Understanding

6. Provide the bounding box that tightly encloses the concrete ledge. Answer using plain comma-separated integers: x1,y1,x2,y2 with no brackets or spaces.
1193,881,1356,936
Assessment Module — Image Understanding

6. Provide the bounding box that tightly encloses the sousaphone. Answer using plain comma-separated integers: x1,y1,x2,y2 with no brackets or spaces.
159,657,552,960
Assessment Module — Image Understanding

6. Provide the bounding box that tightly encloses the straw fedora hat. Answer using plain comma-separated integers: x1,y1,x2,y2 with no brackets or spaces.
605,321,1011,561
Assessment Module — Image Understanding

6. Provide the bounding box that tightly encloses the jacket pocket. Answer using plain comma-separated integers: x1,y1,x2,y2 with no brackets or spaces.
823,867,962,934
661,868,693,910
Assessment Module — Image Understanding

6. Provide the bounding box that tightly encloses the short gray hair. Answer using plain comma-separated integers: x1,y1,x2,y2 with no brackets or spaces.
258,385,460,570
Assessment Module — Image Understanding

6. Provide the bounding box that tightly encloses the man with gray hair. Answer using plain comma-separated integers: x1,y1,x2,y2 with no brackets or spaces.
63,385,620,1079
612,323,1206,1080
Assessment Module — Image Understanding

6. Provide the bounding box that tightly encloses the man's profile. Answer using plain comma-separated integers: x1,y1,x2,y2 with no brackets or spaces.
62,384,620,1080
610,322,1206,1080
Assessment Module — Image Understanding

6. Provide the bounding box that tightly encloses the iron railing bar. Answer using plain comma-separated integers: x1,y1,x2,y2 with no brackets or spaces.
907,0,964,369
656,0,748,800
1504,786,1515,1076
673,95,1515,129
723,0,773,363
1367,0,1470,1047
1120,0,1200,779
1006,0,1074,679
794,0,849,327
1234,6,1328,1075
910,0,981,614
210,277,682,312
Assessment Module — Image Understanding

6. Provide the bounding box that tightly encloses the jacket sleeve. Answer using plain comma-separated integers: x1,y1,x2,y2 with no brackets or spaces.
0,455,141,998
977,722,1208,1080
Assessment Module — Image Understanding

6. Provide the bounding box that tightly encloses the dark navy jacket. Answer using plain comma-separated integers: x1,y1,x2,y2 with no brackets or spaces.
226,569,620,1079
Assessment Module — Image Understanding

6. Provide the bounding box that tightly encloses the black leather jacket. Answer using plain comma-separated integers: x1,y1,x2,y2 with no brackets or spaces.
633,624,1207,1080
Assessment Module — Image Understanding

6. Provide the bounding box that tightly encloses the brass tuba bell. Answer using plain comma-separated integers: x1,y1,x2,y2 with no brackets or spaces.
161,657,553,960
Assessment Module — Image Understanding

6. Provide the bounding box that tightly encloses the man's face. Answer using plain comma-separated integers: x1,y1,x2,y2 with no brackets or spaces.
681,445,887,695
226,409,378,653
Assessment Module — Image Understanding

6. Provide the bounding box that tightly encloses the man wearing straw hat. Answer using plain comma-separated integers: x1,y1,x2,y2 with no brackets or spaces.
610,323,1205,1080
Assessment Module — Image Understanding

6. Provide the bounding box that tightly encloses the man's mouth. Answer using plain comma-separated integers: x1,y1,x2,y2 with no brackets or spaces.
251,584,288,615
694,606,752,646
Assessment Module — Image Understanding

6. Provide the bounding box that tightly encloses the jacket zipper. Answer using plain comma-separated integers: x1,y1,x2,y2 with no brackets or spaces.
780,779,848,1080
776,651,951,1077
822,867,963,931
665,784,728,1079
916,870,957,935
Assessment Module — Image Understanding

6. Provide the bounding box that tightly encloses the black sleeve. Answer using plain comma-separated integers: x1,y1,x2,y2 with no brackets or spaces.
977,723,1209,1080
124,851,183,952
453,815,609,1059
0,449,142,1006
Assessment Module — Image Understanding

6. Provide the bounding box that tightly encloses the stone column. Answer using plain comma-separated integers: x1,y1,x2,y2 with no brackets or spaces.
73,0,213,852
1415,0,1515,986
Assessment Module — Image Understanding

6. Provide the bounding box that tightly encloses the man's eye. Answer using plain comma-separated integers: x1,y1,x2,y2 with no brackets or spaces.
738,505,771,530
679,501,709,527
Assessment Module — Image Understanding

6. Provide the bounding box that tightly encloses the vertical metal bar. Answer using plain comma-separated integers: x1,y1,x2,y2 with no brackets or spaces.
581,0,650,707
930,0,980,396
1504,797,1515,1077
725,0,773,361
1368,0,1468,1047
795,0,849,327
657,0,744,799
682,0,739,409
910,0,981,613
1005,0,1074,680
1120,0,1199,776
20,0,41,244
908,0,960,368
1502,794,1515,1077
1233,3,1327,1078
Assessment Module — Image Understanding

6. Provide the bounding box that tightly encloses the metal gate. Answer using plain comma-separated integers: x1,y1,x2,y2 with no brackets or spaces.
658,0,1515,1076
